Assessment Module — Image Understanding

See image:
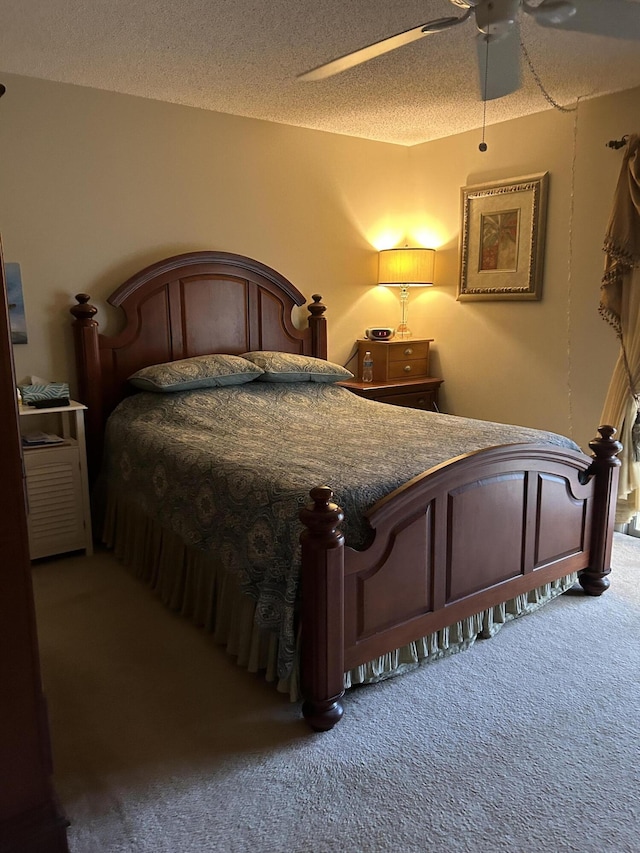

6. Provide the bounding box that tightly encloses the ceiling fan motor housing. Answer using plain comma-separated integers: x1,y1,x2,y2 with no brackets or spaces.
474,0,520,35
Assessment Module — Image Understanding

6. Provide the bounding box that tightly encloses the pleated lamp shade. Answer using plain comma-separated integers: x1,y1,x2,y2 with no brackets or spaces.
377,247,435,286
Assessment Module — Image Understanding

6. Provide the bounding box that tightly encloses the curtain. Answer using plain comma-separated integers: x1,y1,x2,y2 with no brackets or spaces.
600,133,640,525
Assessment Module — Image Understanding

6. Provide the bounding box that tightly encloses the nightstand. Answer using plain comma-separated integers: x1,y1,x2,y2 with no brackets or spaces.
19,400,93,559
339,377,444,411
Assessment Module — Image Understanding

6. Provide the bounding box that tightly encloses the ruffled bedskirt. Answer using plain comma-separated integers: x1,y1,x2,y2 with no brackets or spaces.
103,489,577,701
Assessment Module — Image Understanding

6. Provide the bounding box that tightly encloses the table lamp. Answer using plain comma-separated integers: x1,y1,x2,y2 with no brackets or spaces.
378,247,435,339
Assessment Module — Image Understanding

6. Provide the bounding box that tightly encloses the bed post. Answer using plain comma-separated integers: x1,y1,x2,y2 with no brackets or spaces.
307,294,327,360
579,425,622,596
70,294,102,481
299,486,345,731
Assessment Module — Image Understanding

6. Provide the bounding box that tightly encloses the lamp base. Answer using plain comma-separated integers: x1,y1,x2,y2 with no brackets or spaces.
397,285,411,339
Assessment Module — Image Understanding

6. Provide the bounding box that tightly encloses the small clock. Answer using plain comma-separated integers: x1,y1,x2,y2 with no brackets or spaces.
365,327,395,341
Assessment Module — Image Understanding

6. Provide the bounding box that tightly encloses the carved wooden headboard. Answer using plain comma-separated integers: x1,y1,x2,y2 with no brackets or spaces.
70,251,327,477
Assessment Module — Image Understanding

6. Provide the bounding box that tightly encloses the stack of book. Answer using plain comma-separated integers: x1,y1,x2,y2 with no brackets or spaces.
22,431,66,448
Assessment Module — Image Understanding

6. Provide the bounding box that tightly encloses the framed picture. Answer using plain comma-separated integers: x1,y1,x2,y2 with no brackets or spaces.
6,262,28,344
457,172,549,301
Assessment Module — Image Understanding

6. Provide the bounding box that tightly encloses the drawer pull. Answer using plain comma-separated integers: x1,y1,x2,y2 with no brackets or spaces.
403,347,414,356
403,364,412,373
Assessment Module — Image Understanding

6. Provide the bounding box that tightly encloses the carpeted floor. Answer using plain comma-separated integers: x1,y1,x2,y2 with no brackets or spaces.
32,533,640,853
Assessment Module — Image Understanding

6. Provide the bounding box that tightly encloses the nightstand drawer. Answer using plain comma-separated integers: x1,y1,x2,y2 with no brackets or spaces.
338,377,443,411
376,389,437,410
387,358,429,380
388,341,430,362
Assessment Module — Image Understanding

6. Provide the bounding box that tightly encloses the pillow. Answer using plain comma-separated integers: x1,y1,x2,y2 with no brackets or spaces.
241,351,354,383
128,354,263,392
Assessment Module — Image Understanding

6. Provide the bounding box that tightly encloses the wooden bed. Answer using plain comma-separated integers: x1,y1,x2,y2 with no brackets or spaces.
71,250,621,732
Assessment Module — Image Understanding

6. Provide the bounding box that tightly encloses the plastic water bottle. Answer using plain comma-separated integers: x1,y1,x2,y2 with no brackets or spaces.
362,351,374,383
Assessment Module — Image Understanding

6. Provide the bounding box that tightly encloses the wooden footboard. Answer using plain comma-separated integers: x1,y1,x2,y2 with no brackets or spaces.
299,426,621,731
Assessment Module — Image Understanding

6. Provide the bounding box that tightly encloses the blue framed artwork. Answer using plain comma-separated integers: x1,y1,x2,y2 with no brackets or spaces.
6,262,27,344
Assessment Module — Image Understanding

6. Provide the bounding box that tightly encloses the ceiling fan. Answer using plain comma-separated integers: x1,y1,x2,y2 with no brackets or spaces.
298,0,640,101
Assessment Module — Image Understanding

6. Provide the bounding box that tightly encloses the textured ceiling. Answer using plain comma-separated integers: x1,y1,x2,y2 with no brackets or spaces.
1,0,640,145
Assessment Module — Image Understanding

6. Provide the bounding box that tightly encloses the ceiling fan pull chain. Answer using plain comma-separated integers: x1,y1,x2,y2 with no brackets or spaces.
479,37,489,152
520,37,577,113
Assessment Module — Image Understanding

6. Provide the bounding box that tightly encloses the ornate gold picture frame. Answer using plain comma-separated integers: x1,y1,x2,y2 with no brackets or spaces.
458,172,549,301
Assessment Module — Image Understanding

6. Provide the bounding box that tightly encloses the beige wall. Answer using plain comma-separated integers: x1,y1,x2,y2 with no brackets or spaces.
407,90,637,448
1,72,635,450
0,73,409,381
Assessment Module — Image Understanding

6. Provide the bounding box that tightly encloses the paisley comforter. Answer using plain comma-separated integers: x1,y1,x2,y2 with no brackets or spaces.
104,382,580,678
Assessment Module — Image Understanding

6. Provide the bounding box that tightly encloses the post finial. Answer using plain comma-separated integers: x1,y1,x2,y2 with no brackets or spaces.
70,294,98,325
589,425,623,463
307,294,326,319
299,486,344,543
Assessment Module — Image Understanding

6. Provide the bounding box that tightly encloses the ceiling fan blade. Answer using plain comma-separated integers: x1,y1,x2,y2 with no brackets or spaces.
533,0,640,40
297,15,468,81
475,26,522,100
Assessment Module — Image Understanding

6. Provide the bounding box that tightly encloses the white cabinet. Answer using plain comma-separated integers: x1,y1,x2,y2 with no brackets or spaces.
19,400,93,559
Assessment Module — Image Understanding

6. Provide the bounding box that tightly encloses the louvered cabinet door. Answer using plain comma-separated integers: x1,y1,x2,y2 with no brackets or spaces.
19,400,93,559
23,445,87,559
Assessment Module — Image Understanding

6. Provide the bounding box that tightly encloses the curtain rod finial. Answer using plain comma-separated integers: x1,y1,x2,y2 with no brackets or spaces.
606,135,628,150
